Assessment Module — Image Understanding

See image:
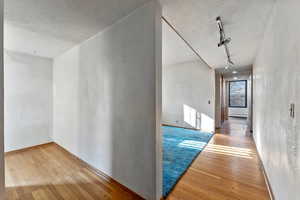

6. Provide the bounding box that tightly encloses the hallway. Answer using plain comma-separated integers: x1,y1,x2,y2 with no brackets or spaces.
0,0,299,199
166,117,270,200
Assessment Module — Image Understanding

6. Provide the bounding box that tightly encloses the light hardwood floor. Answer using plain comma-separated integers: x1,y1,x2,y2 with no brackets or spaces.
5,143,143,200
166,117,271,200
5,117,270,200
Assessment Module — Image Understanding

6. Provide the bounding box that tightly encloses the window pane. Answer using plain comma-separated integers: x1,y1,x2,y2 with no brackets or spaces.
229,80,247,108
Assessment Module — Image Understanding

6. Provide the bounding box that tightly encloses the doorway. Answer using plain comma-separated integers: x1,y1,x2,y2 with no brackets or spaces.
216,68,253,134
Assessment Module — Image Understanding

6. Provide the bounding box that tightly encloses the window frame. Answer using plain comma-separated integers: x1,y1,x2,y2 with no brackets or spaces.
228,80,247,108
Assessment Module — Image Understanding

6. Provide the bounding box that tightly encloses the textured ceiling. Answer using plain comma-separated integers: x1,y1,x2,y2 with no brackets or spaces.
5,0,275,65
162,20,198,66
4,0,150,58
160,0,275,69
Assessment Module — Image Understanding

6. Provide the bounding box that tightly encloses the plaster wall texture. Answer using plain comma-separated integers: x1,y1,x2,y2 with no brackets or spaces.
4,50,53,152
162,60,215,132
253,0,300,199
53,2,162,199
4,22,76,58
0,0,4,197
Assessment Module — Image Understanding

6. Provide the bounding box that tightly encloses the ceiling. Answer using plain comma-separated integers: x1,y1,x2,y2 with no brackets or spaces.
5,0,275,67
160,0,274,69
162,20,199,66
4,0,150,58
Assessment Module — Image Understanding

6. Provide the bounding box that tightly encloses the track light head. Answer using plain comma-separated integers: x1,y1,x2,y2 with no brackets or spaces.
216,16,234,67
218,37,231,47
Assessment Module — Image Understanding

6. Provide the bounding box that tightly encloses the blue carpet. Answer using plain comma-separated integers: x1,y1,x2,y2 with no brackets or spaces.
162,125,213,197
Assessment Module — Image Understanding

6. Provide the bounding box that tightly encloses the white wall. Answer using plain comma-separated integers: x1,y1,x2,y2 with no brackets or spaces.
53,1,161,199
162,60,215,132
253,0,300,199
4,50,53,152
0,0,4,197
4,22,76,58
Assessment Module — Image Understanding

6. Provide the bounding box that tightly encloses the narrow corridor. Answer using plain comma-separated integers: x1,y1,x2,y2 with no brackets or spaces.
166,117,270,200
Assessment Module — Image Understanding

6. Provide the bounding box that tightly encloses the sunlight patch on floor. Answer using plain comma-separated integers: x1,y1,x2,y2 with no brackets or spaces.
178,140,207,150
205,144,255,159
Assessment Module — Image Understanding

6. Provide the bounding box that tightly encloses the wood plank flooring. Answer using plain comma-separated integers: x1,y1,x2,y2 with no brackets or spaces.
5,143,143,200
166,117,271,200
5,117,270,200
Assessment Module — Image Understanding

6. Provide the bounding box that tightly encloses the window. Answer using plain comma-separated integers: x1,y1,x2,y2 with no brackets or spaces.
229,80,247,108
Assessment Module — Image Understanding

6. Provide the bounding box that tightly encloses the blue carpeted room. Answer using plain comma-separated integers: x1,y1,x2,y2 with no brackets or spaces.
162,125,213,197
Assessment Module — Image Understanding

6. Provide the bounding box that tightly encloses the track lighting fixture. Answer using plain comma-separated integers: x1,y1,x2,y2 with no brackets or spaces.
216,16,234,68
